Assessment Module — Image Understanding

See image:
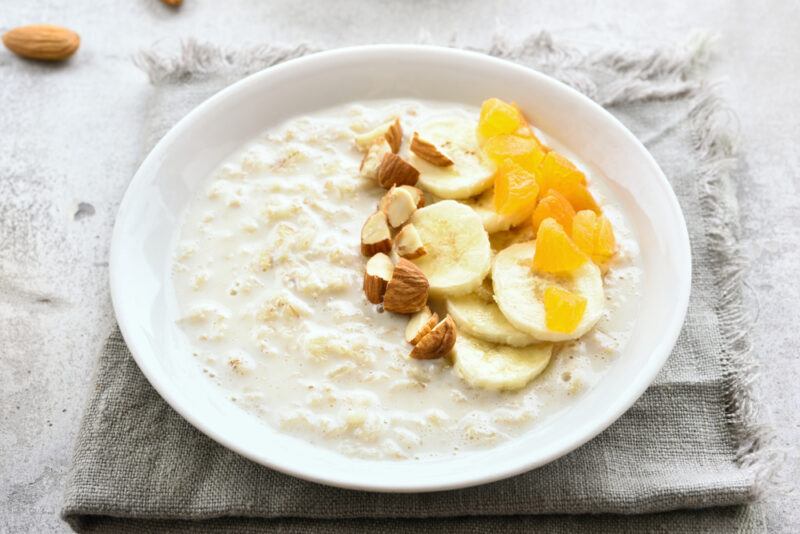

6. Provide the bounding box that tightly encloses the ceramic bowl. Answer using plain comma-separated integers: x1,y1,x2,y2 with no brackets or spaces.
110,45,691,492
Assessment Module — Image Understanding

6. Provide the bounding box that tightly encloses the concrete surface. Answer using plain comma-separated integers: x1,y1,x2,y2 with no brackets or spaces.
1,1,798,532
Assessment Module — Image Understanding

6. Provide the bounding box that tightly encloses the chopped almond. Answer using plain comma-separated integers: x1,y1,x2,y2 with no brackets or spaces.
383,259,429,314
399,185,425,208
410,315,457,359
405,307,439,345
359,138,393,180
360,211,392,256
355,118,402,153
410,132,453,167
382,187,417,228
363,253,394,304
377,153,420,189
394,223,427,259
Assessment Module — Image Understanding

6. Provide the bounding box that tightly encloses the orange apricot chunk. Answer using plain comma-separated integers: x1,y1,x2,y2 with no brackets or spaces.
572,210,616,265
477,98,525,144
532,218,588,274
544,285,587,333
493,160,540,216
483,134,546,171
532,189,576,233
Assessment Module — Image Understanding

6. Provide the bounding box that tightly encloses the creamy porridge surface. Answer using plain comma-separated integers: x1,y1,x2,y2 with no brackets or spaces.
172,100,642,460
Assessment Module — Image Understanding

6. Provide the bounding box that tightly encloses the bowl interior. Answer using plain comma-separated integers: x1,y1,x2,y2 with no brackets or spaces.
111,45,690,492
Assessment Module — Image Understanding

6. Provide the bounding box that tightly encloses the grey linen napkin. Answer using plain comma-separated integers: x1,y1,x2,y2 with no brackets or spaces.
61,34,772,533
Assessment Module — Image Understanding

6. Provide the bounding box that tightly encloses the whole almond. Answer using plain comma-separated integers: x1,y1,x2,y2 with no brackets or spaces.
162,0,183,5
2,25,80,62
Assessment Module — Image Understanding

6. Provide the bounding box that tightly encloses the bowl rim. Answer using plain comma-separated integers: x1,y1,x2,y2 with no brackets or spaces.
110,44,691,492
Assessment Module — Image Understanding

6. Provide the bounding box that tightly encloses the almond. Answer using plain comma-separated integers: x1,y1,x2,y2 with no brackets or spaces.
410,132,453,167
384,118,403,153
355,118,402,153
405,307,439,345
410,315,457,359
2,25,80,62
400,185,425,208
360,211,392,256
381,187,417,228
395,223,427,259
162,0,183,5
363,253,394,304
379,185,424,213
377,153,419,189
383,259,429,314
359,138,392,180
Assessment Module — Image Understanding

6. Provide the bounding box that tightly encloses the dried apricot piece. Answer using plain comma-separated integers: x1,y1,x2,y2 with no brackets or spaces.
532,189,575,233
493,160,540,215
477,98,525,143
532,218,588,274
572,210,616,265
483,134,546,172
544,285,587,333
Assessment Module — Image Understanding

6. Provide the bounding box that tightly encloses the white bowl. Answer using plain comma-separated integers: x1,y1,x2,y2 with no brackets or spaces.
110,45,691,492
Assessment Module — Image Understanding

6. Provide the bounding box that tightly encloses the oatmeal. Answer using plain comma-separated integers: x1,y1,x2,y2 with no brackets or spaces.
172,99,642,460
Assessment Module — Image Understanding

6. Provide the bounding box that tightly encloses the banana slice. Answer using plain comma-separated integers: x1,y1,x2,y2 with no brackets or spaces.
447,293,539,347
492,241,604,342
453,334,552,391
409,200,491,296
410,114,495,200
461,189,535,234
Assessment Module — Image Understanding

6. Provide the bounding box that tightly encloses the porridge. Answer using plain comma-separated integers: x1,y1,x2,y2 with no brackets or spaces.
172,98,642,460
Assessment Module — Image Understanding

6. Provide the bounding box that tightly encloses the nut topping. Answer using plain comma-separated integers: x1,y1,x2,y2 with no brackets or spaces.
363,253,394,304
377,153,420,189
381,187,418,228
410,132,453,167
359,138,393,181
394,223,427,259
383,259,429,314
410,315,457,359
405,307,439,345
355,118,402,154
360,211,392,256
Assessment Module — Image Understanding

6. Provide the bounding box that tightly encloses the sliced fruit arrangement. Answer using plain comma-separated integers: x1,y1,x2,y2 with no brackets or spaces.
409,115,495,200
493,241,603,342
409,200,491,296
447,292,539,347
355,99,619,390
462,188,535,234
453,334,552,391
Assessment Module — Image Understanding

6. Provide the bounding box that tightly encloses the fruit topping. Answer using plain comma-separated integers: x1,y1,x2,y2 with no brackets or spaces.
572,210,616,266
493,160,540,216
532,189,575,233
543,285,587,333
532,218,588,274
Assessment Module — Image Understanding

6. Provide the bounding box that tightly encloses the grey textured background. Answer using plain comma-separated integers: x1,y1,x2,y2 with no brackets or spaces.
1,1,798,532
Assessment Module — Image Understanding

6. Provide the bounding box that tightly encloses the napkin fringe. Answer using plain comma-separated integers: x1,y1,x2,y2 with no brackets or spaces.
134,40,319,84
688,88,786,496
130,32,780,495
